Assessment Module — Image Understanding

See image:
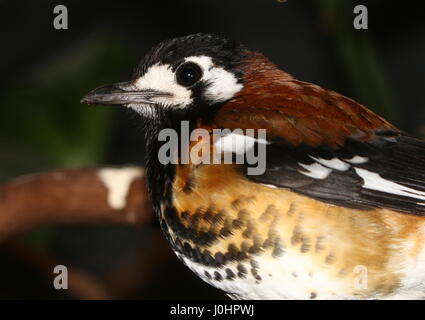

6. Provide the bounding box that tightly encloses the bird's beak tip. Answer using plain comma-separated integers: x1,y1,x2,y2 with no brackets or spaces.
80,95,96,105
80,96,89,105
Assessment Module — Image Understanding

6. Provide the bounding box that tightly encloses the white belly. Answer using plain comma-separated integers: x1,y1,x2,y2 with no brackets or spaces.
175,251,355,300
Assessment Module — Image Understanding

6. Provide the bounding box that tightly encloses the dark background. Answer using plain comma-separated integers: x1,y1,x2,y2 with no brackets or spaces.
0,0,424,299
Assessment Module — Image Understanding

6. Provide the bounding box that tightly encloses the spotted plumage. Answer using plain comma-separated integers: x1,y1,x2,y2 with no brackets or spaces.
82,33,425,300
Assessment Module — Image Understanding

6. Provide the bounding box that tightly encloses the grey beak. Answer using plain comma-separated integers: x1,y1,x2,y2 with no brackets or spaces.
80,81,172,106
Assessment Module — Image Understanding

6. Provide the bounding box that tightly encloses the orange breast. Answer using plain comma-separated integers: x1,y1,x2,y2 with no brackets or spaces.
167,163,425,298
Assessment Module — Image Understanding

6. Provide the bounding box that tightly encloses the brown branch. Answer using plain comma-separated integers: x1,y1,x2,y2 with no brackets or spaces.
0,166,153,241
3,241,112,299
103,230,175,299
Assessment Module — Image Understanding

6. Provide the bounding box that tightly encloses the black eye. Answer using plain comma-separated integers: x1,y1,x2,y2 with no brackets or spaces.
176,62,203,87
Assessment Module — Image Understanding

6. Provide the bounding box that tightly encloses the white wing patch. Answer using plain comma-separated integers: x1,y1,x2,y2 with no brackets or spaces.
309,156,350,171
298,162,332,179
298,156,360,180
287,154,425,206
345,156,368,164
354,168,425,202
298,156,368,179
213,132,270,155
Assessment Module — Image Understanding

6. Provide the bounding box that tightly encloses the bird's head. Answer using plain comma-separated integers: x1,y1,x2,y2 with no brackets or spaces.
82,33,393,149
81,33,274,121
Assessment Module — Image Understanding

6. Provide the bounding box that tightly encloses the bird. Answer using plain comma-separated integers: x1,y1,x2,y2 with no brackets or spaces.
81,33,425,300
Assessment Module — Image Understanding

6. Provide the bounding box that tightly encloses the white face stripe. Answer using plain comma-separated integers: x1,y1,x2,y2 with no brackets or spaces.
185,56,243,103
133,63,193,108
131,55,243,114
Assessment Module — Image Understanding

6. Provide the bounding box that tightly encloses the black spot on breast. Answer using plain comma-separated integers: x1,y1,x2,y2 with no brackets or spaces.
223,243,251,263
197,232,217,246
164,206,227,247
287,203,296,216
204,270,212,280
231,195,256,211
236,251,248,261
339,268,349,277
263,229,278,249
260,207,273,222
181,211,190,221
211,210,226,224
263,238,273,249
202,250,215,266
242,220,256,239
237,263,248,278
225,268,235,280
315,236,326,252
290,225,311,253
250,259,259,269
183,242,194,259
231,199,243,211
189,212,202,229
267,204,279,214
220,227,232,237
272,237,286,258
325,252,336,264
252,235,263,251
226,243,239,260
203,210,214,223
241,241,251,252
248,245,262,255
215,252,225,265
193,247,203,262
300,238,311,253
182,183,193,194
291,225,304,245
250,267,262,282
232,219,244,229
214,271,223,281
237,209,250,221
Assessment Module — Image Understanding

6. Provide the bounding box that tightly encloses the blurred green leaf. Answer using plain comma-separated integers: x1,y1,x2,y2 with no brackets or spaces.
0,32,134,168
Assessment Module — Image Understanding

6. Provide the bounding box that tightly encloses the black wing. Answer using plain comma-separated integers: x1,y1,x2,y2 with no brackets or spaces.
245,131,425,215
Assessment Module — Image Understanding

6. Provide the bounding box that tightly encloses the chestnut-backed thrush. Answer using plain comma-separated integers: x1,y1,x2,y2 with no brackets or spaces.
81,34,425,300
